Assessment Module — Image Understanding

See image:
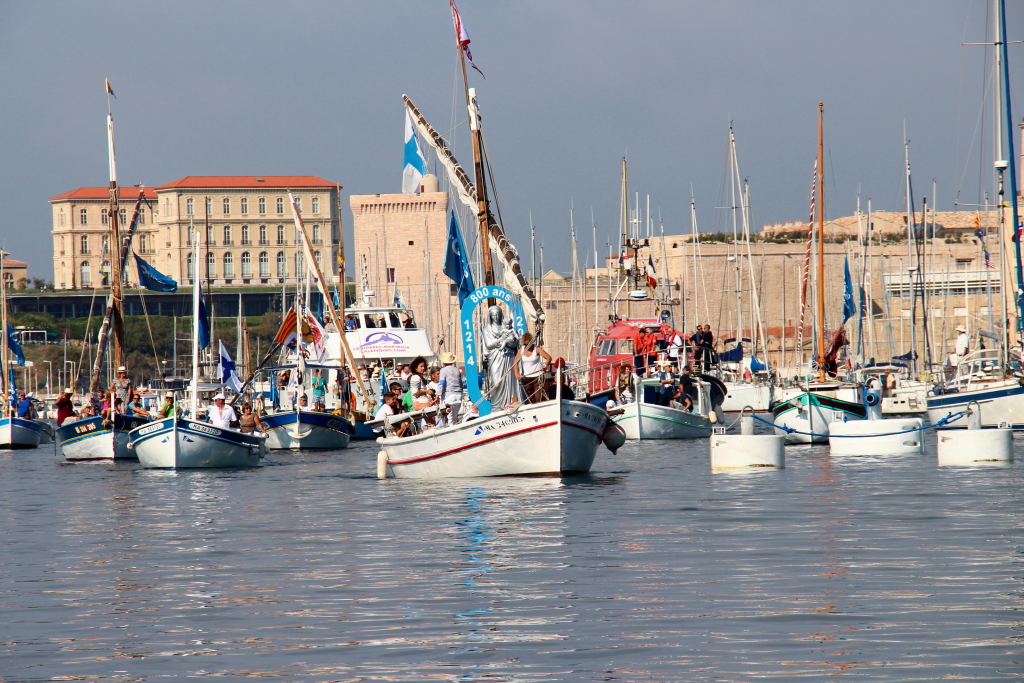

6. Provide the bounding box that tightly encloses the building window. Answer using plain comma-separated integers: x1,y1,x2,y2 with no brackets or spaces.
206,224,214,245
223,197,230,215
165,198,171,215
102,235,109,254
60,262,66,289
101,261,110,287
223,252,234,278
387,267,395,284
314,250,322,269
80,261,91,286
259,197,266,214
294,226,301,245
119,208,127,225
186,198,194,215
276,251,286,277
312,225,321,244
187,252,194,279
241,252,252,277
166,254,172,278
277,225,284,245
206,252,216,278
205,197,212,215
79,208,87,225
241,225,249,245
259,251,269,277
187,229,192,246
259,225,267,245
295,251,304,275
240,197,248,215
80,235,89,254
294,196,302,213
59,236,65,256
59,209,65,226
139,234,147,253
223,225,231,245
276,197,284,214
311,197,319,214
101,209,108,225
138,209,145,225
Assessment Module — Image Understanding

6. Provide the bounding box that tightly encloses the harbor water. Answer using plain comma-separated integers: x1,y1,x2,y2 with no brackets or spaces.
2,430,1022,681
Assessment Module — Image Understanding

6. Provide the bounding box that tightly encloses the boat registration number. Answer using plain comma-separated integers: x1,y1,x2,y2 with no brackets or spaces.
188,424,222,436
137,423,162,436
74,422,97,435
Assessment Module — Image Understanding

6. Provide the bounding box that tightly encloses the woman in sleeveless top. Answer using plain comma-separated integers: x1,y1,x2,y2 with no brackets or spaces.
238,403,265,434
515,332,551,403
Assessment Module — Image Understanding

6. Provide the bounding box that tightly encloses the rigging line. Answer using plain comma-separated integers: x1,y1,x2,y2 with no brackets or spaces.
954,0,975,204
954,55,995,202
136,285,163,372
76,286,102,385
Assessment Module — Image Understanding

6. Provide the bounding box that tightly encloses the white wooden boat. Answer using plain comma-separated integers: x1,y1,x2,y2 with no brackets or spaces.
57,413,149,461
376,398,607,479
721,381,773,412
130,415,267,468
0,417,44,449
612,377,723,440
262,409,352,450
771,384,867,444
34,419,55,444
926,350,1024,428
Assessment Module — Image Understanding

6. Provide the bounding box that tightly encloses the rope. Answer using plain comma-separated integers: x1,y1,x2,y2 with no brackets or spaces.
751,410,968,438
136,288,163,371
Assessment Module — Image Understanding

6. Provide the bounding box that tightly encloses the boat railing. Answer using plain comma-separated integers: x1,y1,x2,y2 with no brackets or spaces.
947,348,1004,390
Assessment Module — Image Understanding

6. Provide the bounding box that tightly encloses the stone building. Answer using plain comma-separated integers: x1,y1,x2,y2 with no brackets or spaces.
349,174,457,343
50,176,342,290
1,255,28,290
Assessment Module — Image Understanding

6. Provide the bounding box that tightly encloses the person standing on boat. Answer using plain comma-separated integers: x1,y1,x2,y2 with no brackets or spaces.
700,325,715,371
112,366,131,407
55,388,74,426
311,369,327,411
238,403,265,434
668,330,684,365
655,361,676,406
208,393,237,429
437,352,464,426
679,365,695,400
953,324,970,365
515,332,551,404
481,305,524,408
15,392,34,419
615,364,637,404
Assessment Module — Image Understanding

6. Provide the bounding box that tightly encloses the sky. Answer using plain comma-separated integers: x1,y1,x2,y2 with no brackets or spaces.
0,0,1020,281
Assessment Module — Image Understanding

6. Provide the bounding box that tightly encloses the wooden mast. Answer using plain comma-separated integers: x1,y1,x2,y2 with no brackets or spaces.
458,48,495,288
816,102,826,383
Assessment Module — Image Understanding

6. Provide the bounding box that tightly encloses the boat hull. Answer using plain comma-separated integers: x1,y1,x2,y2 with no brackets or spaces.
130,417,266,468
261,410,352,450
721,382,773,412
379,399,606,479
613,401,712,439
0,417,43,449
926,382,1024,429
34,419,55,444
57,414,150,461
772,392,867,444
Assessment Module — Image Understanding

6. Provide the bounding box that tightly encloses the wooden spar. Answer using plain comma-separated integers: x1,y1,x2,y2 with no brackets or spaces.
287,192,374,414
458,47,495,288
89,188,145,395
816,102,826,383
402,94,545,333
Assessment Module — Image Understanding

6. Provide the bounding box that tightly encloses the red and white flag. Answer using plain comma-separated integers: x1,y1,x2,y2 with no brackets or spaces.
450,0,485,78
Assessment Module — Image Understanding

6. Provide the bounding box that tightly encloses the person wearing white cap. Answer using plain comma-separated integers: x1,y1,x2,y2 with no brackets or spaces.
437,352,464,426
953,324,970,365
112,366,131,408
208,393,237,429
55,387,74,427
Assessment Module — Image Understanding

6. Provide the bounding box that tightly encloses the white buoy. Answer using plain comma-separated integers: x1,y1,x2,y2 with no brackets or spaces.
828,383,924,455
937,402,1013,465
710,411,785,470
377,450,390,479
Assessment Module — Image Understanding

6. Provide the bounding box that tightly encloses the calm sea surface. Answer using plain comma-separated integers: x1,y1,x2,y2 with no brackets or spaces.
1,429,1022,682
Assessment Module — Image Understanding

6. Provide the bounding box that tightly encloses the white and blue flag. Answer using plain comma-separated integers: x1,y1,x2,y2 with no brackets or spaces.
402,108,427,195
217,340,243,392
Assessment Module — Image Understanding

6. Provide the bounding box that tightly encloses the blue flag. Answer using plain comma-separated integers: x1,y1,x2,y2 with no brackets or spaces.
134,253,178,292
198,283,210,350
443,211,475,306
217,340,243,391
332,284,341,309
6,323,24,366
842,255,856,323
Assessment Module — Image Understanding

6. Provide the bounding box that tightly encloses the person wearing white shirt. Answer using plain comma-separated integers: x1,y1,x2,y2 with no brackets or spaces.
208,394,237,429
374,392,409,437
953,324,970,364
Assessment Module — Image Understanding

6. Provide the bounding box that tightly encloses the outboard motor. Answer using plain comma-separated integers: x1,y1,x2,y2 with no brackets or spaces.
863,382,883,421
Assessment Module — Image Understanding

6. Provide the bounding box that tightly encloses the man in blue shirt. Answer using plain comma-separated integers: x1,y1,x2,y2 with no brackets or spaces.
15,393,34,419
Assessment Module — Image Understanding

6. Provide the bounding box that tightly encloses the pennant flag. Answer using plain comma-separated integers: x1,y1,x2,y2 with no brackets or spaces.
105,78,116,99
273,308,299,347
976,224,998,269
403,109,427,195
304,310,328,360
332,284,341,309
842,255,856,323
6,323,24,366
645,255,658,289
443,211,476,305
197,282,210,350
450,0,485,78
217,340,243,392
134,254,178,292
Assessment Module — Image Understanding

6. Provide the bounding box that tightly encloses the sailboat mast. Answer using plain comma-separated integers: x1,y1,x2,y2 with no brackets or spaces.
816,103,826,383
457,48,495,287
997,0,1024,333
0,255,8,418
190,229,201,413
620,158,629,319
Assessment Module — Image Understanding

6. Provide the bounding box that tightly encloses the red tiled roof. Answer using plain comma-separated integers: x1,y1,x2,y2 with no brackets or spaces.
3,259,27,266
154,176,339,190
50,187,158,201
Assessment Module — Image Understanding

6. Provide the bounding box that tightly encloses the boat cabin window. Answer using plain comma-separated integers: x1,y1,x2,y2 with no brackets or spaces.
388,311,401,328
595,339,616,357
362,314,377,328
618,339,633,355
344,314,360,330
